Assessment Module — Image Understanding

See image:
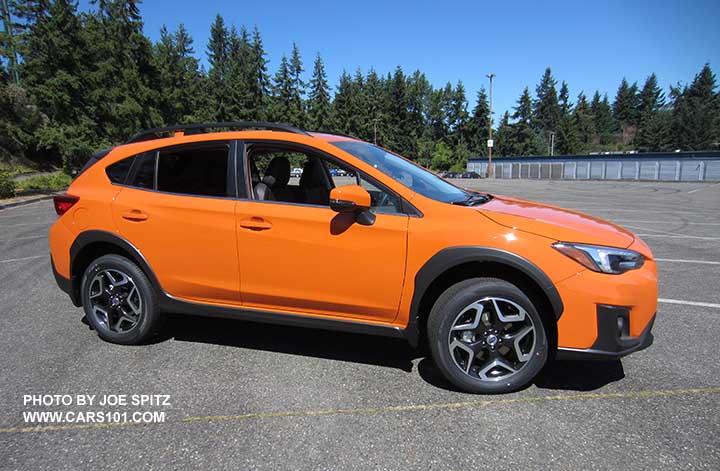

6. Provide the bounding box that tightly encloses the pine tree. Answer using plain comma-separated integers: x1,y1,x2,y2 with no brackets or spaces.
573,92,595,151
249,26,269,120
494,111,512,157
363,68,388,146
22,0,98,169
671,64,719,150
287,43,305,126
386,66,409,154
612,78,640,144
332,70,353,135
591,91,614,147
468,87,490,156
405,70,431,156
447,81,468,147
509,87,542,156
206,14,230,120
556,81,577,155
269,54,293,123
533,67,561,152
635,73,668,152
226,26,253,120
306,52,331,131
154,24,203,124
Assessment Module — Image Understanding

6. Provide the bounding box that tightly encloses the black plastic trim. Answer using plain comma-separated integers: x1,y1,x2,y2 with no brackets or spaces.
69,231,164,306
406,246,564,347
159,295,406,339
51,256,73,300
556,307,655,361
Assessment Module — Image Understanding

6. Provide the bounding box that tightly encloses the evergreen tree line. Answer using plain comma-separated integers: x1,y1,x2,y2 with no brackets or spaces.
1,1,719,173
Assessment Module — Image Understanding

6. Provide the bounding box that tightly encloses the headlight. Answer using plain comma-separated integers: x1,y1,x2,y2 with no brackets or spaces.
552,242,644,274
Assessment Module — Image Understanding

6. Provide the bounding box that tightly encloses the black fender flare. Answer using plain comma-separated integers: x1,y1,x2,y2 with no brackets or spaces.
69,230,164,305
406,246,564,347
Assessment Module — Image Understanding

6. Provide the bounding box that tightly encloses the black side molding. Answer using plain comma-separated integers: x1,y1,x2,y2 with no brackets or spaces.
159,295,406,340
406,246,564,347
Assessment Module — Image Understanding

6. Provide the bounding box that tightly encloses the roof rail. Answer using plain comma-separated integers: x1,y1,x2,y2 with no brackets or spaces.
125,121,310,144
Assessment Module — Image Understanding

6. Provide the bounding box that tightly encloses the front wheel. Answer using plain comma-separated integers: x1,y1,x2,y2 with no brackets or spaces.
427,278,548,394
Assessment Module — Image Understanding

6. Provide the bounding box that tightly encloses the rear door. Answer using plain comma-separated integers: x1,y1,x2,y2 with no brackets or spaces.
111,141,242,305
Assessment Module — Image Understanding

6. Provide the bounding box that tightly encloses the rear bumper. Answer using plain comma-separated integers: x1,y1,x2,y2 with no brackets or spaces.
51,256,80,306
556,305,655,361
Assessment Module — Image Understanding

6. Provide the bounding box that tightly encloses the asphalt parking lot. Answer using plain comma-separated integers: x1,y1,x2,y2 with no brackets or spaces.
1,179,719,469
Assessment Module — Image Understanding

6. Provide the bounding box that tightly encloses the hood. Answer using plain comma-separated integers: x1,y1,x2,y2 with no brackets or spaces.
477,195,635,248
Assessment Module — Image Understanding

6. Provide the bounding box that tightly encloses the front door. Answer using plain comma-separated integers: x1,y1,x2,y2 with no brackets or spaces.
236,144,409,323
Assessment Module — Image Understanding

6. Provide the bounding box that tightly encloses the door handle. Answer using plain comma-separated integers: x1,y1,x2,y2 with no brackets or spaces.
239,217,272,231
121,209,149,222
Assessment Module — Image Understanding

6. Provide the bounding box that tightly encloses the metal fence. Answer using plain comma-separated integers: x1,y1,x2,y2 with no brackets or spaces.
467,152,720,182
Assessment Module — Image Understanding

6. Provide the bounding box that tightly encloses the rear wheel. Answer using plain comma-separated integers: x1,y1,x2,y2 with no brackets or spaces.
428,278,548,394
80,254,162,345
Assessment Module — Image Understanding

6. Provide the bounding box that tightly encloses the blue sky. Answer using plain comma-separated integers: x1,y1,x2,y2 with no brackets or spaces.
79,0,719,118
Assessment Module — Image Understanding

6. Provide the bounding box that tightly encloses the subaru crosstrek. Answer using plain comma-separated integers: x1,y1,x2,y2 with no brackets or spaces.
49,122,657,394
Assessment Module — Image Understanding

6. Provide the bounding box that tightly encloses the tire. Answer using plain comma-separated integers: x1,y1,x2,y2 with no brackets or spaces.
80,254,162,345
427,277,548,394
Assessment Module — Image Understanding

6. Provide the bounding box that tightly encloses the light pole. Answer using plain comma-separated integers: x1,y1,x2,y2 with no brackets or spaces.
486,73,495,178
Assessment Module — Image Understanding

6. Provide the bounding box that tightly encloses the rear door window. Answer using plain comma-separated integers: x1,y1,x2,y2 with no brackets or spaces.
129,152,157,189
156,143,230,197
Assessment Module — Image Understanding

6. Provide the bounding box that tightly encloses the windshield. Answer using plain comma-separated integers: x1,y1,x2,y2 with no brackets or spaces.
331,141,470,203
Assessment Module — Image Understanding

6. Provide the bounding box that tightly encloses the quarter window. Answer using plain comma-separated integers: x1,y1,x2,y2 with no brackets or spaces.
105,156,135,184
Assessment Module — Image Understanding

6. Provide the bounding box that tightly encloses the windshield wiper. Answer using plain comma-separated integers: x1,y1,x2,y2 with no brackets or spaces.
451,193,493,206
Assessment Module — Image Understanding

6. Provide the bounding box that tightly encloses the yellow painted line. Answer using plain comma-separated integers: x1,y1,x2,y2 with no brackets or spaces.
1,387,718,435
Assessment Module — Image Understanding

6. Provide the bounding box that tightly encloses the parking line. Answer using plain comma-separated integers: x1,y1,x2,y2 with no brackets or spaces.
688,182,720,194
659,298,720,309
636,234,720,240
0,222,51,227
655,258,720,265
0,387,718,435
0,235,47,242
612,219,720,226
0,255,46,264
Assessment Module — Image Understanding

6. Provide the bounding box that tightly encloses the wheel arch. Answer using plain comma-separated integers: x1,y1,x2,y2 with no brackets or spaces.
69,230,162,306
407,247,563,348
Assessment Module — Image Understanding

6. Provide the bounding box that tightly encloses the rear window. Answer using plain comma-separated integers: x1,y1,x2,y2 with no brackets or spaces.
105,156,135,184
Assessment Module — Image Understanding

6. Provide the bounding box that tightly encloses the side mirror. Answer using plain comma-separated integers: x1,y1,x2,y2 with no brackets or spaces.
329,184,376,226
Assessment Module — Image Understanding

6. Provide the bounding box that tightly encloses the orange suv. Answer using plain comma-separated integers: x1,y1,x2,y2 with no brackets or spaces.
49,122,657,394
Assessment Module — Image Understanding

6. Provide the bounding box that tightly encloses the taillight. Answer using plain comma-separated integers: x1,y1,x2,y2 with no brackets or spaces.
53,194,80,216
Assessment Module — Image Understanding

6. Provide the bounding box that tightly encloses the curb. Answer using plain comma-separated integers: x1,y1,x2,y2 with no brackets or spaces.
0,194,56,211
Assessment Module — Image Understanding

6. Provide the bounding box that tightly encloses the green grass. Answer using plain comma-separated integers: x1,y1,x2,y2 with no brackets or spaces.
16,172,72,192
0,162,36,177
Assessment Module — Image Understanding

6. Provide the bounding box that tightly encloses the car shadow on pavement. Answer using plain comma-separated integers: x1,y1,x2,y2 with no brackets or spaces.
165,314,420,372
533,359,626,391
417,357,626,393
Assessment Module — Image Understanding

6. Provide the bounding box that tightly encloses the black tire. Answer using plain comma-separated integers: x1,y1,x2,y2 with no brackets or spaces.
80,254,162,345
427,277,548,394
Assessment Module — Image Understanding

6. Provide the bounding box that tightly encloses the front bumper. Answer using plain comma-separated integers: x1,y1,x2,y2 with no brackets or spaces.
556,305,655,361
